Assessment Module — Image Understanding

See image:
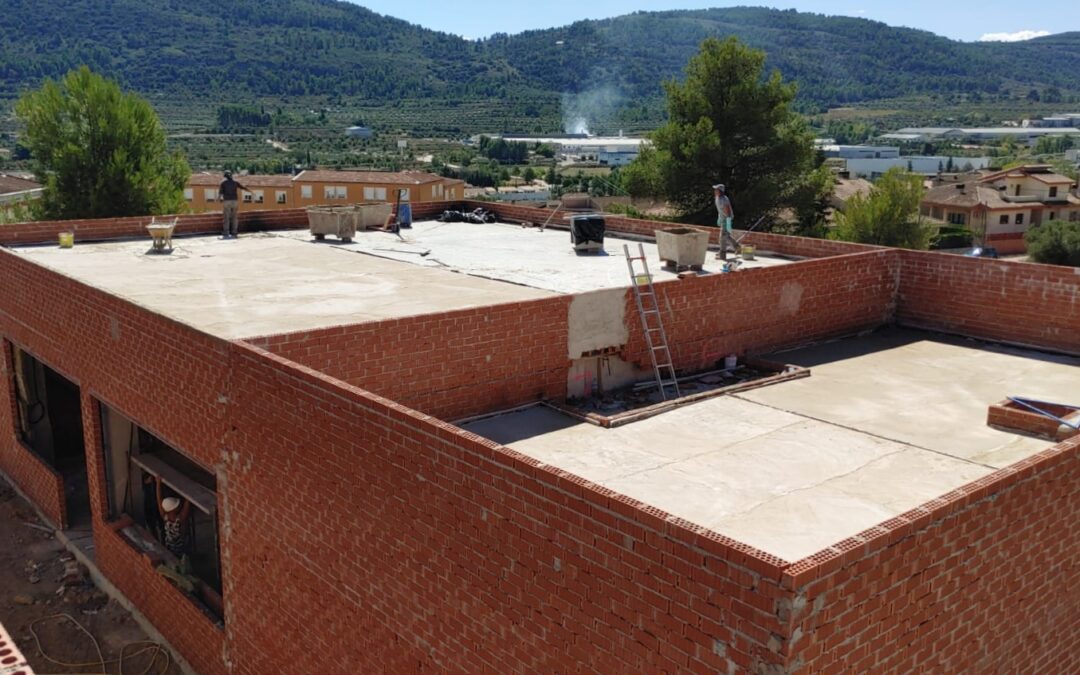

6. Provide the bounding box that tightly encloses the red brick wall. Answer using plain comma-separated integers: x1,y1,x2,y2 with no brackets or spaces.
0,247,230,674
0,340,66,527
897,250,1080,354
247,297,572,421
633,250,900,373
472,200,877,259
224,343,792,674
0,201,458,248
0,209,309,247
783,435,1080,673
248,251,898,420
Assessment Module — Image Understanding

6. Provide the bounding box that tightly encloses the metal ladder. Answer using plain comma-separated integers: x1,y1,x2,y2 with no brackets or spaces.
624,243,681,401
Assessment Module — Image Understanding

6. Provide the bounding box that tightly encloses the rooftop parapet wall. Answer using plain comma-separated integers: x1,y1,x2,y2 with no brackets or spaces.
0,201,456,247
784,435,1080,672
633,250,899,374
468,200,880,259
897,250,1080,355
246,250,900,420
225,342,794,673
247,297,574,421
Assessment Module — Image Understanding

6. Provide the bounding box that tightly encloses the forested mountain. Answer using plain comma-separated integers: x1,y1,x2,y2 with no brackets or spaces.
0,0,526,100
2,1,1078,114
486,8,1080,107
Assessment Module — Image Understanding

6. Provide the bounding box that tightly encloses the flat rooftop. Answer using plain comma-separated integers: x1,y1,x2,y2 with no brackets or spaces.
11,223,793,340
274,220,793,294
11,233,552,340
462,328,1080,562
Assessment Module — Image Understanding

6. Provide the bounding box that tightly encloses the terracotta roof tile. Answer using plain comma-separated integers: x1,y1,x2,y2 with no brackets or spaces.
295,170,443,185
0,174,41,195
187,173,294,188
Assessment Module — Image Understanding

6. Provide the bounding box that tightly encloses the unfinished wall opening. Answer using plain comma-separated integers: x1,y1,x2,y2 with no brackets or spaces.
97,400,223,622
8,341,90,529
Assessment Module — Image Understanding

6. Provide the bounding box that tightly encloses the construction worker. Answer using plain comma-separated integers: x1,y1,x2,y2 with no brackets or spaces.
155,476,192,558
713,183,738,260
219,170,249,239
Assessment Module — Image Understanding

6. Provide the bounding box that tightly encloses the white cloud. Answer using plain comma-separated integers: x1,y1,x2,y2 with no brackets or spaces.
978,29,1051,42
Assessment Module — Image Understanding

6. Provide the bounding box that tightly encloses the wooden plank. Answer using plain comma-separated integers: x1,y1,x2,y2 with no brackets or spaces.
131,454,216,516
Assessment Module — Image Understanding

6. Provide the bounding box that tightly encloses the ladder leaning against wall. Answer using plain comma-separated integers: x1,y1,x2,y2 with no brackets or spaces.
624,243,681,401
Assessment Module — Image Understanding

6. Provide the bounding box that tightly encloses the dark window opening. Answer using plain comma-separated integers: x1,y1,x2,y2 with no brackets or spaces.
1016,213,1024,225
1049,187,1058,198
98,402,223,622
9,342,90,529
999,215,1009,225
947,212,966,225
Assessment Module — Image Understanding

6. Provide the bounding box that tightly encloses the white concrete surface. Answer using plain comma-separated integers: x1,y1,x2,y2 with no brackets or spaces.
744,329,1080,468
13,233,552,340
273,221,792,294
463,329,1080,562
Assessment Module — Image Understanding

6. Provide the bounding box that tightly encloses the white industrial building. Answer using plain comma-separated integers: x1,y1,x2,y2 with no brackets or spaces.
844,156,992,179
881,127,1080,145
497,135,648,166
819,144,901,159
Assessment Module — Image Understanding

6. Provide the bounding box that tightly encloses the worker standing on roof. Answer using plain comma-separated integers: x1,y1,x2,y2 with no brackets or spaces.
219,170,248,239
713,183,737,260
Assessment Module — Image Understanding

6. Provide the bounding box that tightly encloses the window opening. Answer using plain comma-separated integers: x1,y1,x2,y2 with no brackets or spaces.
98,402,223,621
9,343,90,529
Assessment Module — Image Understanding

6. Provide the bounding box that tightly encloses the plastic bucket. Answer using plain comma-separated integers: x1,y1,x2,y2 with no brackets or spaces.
58,232,74,248
741,245,755,260
724,354,738,370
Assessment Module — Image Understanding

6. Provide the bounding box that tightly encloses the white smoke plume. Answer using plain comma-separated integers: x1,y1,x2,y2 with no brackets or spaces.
561,87,622,136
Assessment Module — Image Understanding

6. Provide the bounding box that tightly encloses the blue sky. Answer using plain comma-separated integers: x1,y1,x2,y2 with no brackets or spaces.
348,1,1075,43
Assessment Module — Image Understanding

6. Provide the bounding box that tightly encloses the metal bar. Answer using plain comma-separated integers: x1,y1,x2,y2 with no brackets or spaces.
1008,397,1080,430
131,454,217,516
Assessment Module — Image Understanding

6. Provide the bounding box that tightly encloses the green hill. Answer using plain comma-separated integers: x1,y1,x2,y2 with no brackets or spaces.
487,8,1080,107
1,1,1078,132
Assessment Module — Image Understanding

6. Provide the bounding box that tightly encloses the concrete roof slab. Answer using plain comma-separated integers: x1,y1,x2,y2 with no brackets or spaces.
273,220,794,294
11,233,553,340
462,329,1078,562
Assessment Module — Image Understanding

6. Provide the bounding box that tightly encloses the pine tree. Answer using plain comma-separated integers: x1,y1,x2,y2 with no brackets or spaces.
16,67,190,219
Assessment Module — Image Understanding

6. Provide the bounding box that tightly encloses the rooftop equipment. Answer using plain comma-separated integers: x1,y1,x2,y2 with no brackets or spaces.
570,214,605,253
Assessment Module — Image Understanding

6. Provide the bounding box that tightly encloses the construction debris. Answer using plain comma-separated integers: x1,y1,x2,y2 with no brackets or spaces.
437,208,498,224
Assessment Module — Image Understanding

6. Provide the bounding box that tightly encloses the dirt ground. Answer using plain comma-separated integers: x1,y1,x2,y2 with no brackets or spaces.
0,476,182,675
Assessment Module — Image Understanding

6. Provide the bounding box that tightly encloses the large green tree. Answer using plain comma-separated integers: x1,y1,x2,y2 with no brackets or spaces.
622,37,824,226
1026,220,1080,267
16,67,190,220
831,168,932,249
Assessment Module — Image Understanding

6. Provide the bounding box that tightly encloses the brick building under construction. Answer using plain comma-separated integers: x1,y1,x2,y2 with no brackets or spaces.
0,202,1078,673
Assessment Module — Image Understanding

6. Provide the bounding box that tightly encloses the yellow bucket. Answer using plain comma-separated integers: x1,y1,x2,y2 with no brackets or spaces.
58,232,74,248
741,245,755,260
635,274,651,285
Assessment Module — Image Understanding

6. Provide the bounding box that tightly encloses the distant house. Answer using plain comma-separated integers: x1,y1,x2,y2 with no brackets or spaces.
0,173,42,205
185,174,295,213
830,177,873,212
346,126,373,139
920,165,1079,253
183,170,465,214
292,170,464,205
